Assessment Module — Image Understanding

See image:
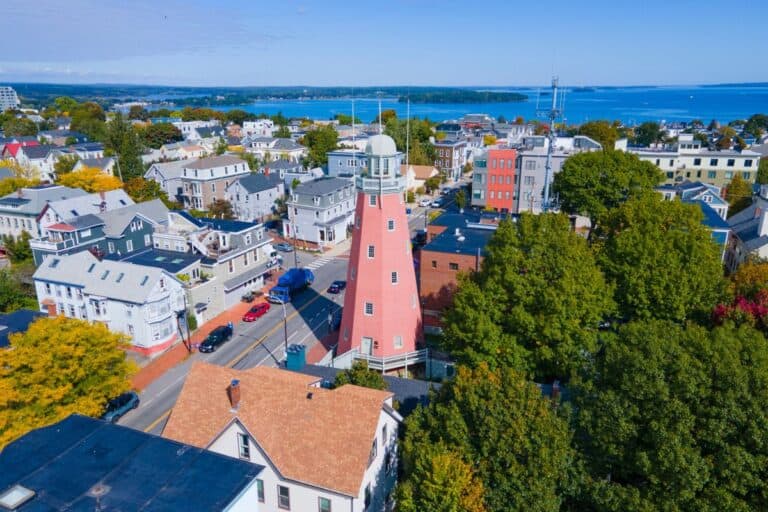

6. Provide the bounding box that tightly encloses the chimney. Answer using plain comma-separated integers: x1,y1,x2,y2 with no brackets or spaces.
227,379,241,409
99,191,105,201
264,166,269,176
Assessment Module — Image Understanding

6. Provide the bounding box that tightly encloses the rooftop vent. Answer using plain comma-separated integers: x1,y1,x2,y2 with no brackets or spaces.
306,392,313,400
228,379,241,409
0,484,36,510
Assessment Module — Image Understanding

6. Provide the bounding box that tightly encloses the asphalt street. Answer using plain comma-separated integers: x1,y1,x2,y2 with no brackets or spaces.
118,190,460,435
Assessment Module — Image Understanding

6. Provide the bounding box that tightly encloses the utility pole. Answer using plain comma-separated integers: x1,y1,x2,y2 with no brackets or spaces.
537,77,562,212
282,301,288,355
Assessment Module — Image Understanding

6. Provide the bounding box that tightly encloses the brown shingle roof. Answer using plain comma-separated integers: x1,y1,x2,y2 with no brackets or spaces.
401,164,438,180
184,154,244,169
162,362,393,497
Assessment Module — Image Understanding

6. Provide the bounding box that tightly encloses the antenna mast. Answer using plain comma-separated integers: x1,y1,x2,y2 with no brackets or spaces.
537,77,562,212
377,92,383,135
406,98,410,165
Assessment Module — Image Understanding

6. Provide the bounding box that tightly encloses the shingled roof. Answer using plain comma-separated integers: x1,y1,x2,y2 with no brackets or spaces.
163,362,396,497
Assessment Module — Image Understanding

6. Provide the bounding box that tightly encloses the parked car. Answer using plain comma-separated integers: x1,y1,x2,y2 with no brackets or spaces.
440,188,451,195
243,302,270,322
418,198,431,207
198,325,234,353
241,291,256,303
431,199,443,208
102,391,139,423
327,280,347,294
275,242,294,252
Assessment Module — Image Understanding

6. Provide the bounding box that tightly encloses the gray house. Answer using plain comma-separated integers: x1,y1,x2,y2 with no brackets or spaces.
226,172,285,223
284,177,356,247
0,185,87,240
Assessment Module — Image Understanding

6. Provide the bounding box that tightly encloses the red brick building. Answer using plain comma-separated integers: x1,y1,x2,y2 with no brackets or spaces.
470,147,518,212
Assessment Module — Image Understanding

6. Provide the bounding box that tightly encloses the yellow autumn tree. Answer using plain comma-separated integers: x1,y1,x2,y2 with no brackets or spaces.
482,134,497,146
56,166,123,192
0,159,40,183
0,316,136,448
730,260,768,298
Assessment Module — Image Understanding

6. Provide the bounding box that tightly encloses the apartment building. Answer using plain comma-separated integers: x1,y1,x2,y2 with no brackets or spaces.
284,177,356,247
433,139,467,182
0,86,20,111
163,362,401,512
470,147,518,212
33,251,186,355
177,155,251,210
515,135,602,213
0,185,87,240
618,134,761,188
327,148,369,177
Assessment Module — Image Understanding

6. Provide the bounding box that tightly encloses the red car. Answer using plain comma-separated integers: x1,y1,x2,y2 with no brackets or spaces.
242,302,270,322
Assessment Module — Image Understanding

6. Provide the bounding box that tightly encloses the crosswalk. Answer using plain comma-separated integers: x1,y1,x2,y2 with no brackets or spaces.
304,256,336,270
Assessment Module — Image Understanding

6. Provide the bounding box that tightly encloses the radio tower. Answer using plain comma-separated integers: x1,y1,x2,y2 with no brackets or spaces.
537,77,563,212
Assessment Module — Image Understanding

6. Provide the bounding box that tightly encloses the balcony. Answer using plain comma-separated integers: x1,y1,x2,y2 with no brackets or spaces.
355,348,429,373
29,237,78,252
355,175,406,195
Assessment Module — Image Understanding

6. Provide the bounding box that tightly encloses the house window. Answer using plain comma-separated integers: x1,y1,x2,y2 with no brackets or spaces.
743,172,751,180
243,253,249,266
708,171,717,179
525,160,536,170
127,324,134,335
369,195,377,206
278,485,290,510
364,484,372,509
144,234,151,246
126,240,133,252
431,260,437,268
256,480,264,502
391,271,398,284
350,267,356,280
669,159,675,167
318,497,331,512
367,245,375,258
745,159,754,167
68,305,76,317
449,262,459,270
364,302,374,316
45,283,51,294
725,171,733,179
228,260,234,273
710,158,719,166
524,176,534,185
237,433,250,459
693,158,701,166
368,438,378,467
66,286,72,299
727,159,735,167
393,335,403,349
387,219,395,231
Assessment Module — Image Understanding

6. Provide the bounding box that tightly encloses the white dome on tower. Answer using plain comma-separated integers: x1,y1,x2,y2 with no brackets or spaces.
365,134,397,156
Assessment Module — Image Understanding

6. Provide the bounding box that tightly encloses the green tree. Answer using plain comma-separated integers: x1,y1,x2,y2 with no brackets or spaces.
123,177,177,208
53,154,79,176
744,113,768,139
333,113,361,125
138,122,183,149
553,150,664,238
384,117,436,166
597,194,725,322
2,117,38,137
454,188,466,209
70,102,106,141
0,268,37,313
53,96,78,113
104,112,143,179
578,120,619,148
215,137,228,155
0,316,136,448
716,125,737,150
425,176,441,193
239,151,258,171
401,364,574,512
2,231,32,264
405,190,415,203
224,109,255,126
444,214,614,380
302,124,338,166
373,109,397,124
207,199,235,219
274,125,291,138
397,445,487,512
573,320,768,512
632,121,663,146
127,105,150,121
725,174,753,216
757,158,768,185
334,361,386,390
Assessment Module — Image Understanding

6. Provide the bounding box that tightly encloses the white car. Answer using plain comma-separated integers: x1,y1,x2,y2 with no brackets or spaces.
418,198,431,207
431,199,443,208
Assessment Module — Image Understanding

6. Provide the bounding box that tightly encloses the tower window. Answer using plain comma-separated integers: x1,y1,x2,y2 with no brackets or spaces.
391,271,398,284
367,245,375,258
369,195,377,206
365,302,374,316
387,219,395,231
394,335,403,349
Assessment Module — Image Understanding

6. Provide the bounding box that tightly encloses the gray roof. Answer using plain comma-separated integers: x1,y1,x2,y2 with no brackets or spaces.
147,159,186,180
184,154,245,170
97,199,169,237
34,251,173,304
66,214,104,230
0,167,13,180
0,185,88,215
294,177,352,196
0,414,263,512
235,172,283,194
728,195,768,251
261,159,303,171
195,126,225,138
49,189,134,220
77,156,115,170
272,138,304,151
21,144,60,159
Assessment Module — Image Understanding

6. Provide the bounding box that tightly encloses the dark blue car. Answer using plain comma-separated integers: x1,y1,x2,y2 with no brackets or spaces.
102,391,139,423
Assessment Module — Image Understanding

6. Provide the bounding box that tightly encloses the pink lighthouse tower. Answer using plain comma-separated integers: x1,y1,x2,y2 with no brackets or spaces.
338,134,423,367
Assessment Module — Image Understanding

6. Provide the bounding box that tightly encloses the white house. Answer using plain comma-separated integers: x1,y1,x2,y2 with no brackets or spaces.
172,119,221,139
33,251,186,356
245,137,307,163
37,188,134,237
144,160,187,202
284,177,356,247
71,156,116,175
726,185,768,272
0,185,87,240
163,363,401,512
242,119,276,137
226,172,285,223
402,163,439,191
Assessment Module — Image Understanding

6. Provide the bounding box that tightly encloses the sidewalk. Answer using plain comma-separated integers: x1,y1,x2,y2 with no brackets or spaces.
130,273,283,391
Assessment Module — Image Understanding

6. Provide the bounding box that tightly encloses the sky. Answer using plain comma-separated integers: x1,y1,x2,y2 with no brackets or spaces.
1,0,766,87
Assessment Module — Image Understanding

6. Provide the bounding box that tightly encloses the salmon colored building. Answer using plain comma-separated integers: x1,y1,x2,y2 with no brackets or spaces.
338,134,424,371
470,147,518,212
